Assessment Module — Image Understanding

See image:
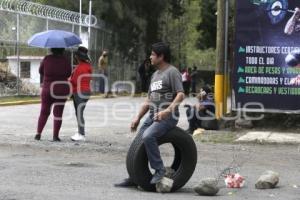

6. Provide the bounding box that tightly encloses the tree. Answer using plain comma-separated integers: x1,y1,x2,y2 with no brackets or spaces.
30,0,219,68
197,0,217,49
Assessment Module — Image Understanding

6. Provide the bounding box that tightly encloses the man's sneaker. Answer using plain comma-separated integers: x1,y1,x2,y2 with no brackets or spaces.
71,133,85,141
114,178,137,187
150,168,166,184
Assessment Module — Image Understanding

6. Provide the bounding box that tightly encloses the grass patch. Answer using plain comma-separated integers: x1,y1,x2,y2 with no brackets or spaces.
0,95,40,103
193,132,238,144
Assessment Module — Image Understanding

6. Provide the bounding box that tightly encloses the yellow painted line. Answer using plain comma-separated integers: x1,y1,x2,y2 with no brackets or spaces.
0,93,145,107
0,100,41,106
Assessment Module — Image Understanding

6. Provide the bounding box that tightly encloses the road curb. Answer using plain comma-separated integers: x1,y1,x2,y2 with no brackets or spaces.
235,131,300,145
0,95,110,107
0,100,41,106
0,94,148,107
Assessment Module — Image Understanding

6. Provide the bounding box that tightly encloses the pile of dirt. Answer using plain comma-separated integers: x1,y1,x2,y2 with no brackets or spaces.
252,113,300,131
0,62,16,83
0,62,39,96
220,112,300,132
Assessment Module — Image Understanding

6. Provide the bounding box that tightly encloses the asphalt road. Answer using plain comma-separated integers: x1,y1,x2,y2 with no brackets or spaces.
0,97,300,200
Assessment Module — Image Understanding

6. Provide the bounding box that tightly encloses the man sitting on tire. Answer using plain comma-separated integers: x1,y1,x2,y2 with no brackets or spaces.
115,42,185,187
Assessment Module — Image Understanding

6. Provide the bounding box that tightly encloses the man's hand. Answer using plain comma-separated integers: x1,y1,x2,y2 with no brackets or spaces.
131,117,140,132
194,103,205,111
130,99,150,132
153,109,171,121
295,7,300,18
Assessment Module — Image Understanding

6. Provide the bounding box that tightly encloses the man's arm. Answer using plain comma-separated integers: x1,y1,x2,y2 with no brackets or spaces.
166,92,185,113
154,67,185,121
136,98,150,120
284,8,300,35
194,103,206,111
98,56,106,69
131,98,150,131
154,92,185,121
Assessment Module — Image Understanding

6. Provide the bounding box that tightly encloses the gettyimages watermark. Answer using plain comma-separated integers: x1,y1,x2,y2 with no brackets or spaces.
47,76,274,126
52,102,268,128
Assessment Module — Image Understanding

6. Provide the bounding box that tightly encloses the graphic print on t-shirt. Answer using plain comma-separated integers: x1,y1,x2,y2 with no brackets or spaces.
150,80,162,91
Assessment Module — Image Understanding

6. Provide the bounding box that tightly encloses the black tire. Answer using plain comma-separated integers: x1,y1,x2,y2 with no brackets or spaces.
126,130,144,181
126,127,197,192
201,119,219,130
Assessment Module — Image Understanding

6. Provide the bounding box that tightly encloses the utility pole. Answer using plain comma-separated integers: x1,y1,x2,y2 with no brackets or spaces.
88,0,92,49
16,13,20,96
224,0,229,115
79,0,82,37
215,0,227,119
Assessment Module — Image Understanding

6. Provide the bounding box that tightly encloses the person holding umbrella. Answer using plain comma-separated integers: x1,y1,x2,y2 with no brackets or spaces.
70,46,92,141
34,48,72,141
29,30,82,141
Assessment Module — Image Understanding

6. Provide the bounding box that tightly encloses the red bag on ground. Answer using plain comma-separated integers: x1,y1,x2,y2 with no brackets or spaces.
224,173,245,188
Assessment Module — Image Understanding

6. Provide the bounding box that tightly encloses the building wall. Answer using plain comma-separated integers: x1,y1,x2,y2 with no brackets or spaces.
7,57,43,88
30,60,42,85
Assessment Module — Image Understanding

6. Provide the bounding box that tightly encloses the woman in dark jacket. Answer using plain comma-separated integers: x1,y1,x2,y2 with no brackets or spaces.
35,48,72,141
138,59,155,93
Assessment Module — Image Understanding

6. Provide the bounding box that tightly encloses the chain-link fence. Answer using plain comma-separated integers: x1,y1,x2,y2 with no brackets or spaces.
0,0,139,97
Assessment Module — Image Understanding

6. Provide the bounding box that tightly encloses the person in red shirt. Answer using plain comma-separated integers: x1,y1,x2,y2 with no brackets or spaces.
70,46,92,141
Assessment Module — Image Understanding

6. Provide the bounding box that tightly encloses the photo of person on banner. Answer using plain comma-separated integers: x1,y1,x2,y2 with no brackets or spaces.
285,49,300,85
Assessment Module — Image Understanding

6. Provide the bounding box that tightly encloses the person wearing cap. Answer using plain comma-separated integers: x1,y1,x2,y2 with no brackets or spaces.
35,48,72,142
185,86,216,134
70,46,92,141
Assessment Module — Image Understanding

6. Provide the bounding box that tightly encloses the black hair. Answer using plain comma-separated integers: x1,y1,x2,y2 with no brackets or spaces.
51,48,65,55
75,46,90,62
201,85,212,94
144,58,151,64
286,49,300,67
151,42,171,63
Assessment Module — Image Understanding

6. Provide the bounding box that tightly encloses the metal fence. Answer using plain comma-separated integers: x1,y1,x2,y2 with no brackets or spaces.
0,0,139,97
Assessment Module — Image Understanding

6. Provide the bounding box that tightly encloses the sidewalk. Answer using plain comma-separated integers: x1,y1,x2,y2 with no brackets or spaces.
194,128,300,145
236,131,300,144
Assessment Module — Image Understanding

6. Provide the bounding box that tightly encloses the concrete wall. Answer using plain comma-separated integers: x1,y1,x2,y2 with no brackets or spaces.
7,56,43,88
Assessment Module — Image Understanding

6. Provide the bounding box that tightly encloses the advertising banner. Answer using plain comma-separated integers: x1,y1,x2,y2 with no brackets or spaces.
234,0,300,112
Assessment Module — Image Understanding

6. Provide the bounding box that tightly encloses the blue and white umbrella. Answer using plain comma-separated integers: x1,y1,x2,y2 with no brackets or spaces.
28,30,82,48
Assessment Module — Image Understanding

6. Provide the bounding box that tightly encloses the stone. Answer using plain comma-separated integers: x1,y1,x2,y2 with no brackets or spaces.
193,128,205,137
165,167,175,178
194,178,219,196
255,171,279,189
156,177,174,193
